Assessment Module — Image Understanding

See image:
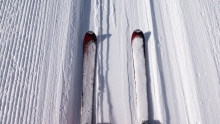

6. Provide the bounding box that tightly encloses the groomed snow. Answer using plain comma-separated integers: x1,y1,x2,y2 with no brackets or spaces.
0,0,220,124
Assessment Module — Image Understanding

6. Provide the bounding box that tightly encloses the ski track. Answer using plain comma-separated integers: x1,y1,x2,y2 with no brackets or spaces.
0,0,220,124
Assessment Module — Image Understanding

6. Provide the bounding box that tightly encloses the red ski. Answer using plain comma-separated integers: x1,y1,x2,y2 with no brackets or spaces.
83,31,97,53
131,29,148,124
131,29,146,56
81,31,97,124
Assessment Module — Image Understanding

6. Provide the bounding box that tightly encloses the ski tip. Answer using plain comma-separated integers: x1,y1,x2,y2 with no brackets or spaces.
131,29,145,41
83,31,97,52
84,31,97,42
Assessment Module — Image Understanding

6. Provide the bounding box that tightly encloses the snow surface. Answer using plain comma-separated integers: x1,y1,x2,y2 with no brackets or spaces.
0,0,220,124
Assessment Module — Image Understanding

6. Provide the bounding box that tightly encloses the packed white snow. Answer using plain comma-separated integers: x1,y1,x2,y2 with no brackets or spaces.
132,37,148,123
1,0,220,123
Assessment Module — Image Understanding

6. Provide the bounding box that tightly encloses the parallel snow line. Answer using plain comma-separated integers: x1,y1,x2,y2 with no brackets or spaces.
28,1,46,123
0,0,9,55
0,0,47,123
0,0,11,45
13,0,31,120
1,2,14,71
30,4,45,122
0,0,12,88
2,0,28,123
0,0,11,103
5,1,27,124
24,0,38,122
16,0,37,123
9,1,31,123
1,0,25,122
14,0,35,123
0,0,18,121
6,0,26,122
22,0,40,123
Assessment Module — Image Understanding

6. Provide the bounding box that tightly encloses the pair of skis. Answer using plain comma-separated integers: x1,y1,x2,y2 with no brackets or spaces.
81,30,148,124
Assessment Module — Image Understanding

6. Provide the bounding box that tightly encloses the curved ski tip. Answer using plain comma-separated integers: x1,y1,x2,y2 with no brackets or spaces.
131,29,145,41
87,31,94,34
84,31,97,43
134,29,142,33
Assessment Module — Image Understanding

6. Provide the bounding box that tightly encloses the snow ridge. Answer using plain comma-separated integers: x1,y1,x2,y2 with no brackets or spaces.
0,0,47,123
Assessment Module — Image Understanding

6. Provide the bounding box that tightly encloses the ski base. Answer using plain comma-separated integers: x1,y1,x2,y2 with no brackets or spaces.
81,31,97,124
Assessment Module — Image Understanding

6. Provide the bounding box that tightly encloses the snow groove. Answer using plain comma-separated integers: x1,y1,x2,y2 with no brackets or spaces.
2,0,29,122
11,0,40,123
0,0,49,123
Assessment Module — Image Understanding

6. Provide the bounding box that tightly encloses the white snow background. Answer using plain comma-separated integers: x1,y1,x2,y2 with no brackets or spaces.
0,0,220,123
